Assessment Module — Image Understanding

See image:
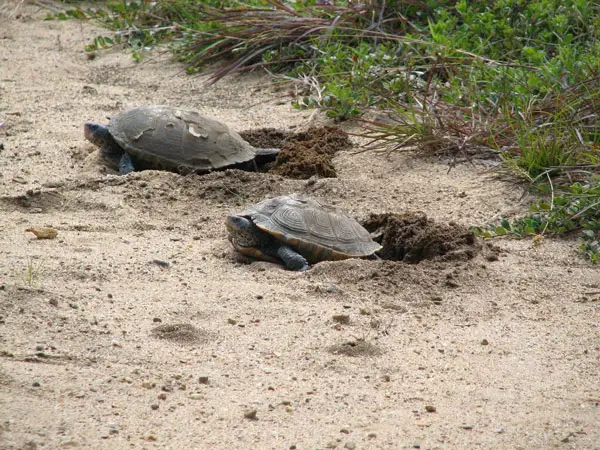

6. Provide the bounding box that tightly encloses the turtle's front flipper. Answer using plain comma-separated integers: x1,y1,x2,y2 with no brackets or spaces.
277,245,308,271
119,153,136,175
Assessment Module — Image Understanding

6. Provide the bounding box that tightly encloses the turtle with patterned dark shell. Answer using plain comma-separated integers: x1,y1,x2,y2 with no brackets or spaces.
226,194,382,271
84,105,279,174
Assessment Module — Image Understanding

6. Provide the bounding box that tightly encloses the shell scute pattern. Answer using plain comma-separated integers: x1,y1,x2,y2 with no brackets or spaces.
247,194,381,263
108,105,256,171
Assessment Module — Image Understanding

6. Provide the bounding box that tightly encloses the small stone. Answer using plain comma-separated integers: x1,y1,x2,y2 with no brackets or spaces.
189,393,203,400
32,381,40,387
332,314,350,324
461,425,474,430
153,317,162,323
69,303,78,309
151,259,170,268
227,318,237,325
109,427,119,435
158,393,167,400
35,345,44,351
281,400,292,406
141,381,155,389
340,428,350,434
344,443,356,450
425,405,436,413
244,409,258,420
111,340,122,348
151,404,159,410
481,339,489,345
256,295,264,300
120,377,133,384
198,376,209,385
382,374,391,382
48,298,58,306
367,432,377,439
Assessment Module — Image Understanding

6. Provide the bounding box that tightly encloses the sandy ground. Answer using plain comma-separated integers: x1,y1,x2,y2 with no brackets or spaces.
1,2,599,449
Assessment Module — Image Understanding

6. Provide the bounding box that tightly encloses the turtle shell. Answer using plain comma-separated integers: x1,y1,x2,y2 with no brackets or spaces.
108,105,256,172
241,194,382,263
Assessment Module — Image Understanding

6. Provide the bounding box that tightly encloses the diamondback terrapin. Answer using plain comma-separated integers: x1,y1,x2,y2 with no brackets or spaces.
226,194,382,271
84,105,279,174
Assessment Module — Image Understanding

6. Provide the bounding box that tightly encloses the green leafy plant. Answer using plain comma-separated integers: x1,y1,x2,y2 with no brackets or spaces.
472,180,600,262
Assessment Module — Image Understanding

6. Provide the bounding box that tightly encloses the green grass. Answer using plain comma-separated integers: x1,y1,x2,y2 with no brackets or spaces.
24,256,45,287
51,0,600,262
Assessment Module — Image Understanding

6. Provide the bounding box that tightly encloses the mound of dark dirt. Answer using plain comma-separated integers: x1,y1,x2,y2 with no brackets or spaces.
363,212,481,263
240,126,352,179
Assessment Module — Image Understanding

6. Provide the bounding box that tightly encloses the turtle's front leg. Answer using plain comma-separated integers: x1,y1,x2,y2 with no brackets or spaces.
277,245,309,271
119,152,136,175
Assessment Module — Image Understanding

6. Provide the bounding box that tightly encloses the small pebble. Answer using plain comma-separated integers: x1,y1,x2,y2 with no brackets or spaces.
111,340,122,348
481,339,489,345
332,314,350,324
151,404,159,410
198,376,209,385
32,381,40,387
244,409,258,420
227,318,237,325
158,393,167,400
151,259,170,268
189,393,203,400
425,405,436,413
344,443,356,450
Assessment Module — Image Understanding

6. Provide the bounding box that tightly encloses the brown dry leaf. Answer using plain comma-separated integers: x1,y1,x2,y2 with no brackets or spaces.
25,227,58,239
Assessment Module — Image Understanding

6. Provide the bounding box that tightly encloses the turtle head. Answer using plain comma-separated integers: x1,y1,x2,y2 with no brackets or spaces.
225,215,260,248
84,122,111,148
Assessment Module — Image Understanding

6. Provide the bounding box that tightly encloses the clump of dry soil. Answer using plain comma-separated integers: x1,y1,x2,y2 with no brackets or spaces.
241,125,352,178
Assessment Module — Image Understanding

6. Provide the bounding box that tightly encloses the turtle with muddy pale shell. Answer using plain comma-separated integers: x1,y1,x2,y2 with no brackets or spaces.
84,105,279,174
226,194,382,271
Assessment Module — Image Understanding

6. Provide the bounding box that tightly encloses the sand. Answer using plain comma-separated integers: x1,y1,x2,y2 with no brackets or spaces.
0,2,598,449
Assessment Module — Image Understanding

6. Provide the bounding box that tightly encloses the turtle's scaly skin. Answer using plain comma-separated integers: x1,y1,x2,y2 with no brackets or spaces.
226,194,382,271
84,105,279,174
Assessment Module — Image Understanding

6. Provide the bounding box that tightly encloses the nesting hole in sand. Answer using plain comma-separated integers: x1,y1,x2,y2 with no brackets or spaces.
239,125,352,179
363,212,482,263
